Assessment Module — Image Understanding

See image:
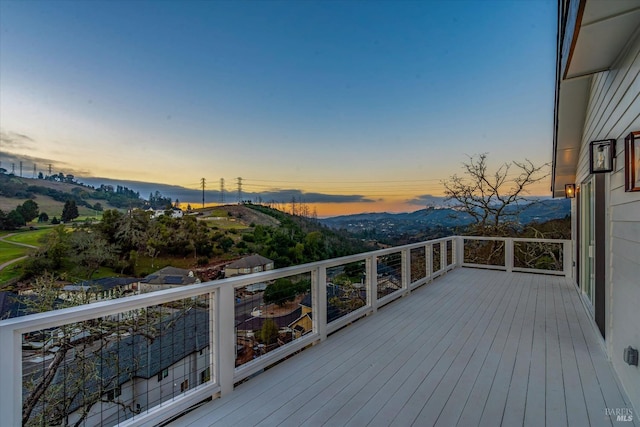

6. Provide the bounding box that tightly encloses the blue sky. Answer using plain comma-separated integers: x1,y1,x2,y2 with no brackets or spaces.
0,0,557,215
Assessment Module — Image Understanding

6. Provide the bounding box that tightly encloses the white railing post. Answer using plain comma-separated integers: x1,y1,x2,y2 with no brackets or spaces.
563,240,572,278
366,255,377,313
314,267,328,341
401,248,410,295
217,285,235,396
208,291,216,397
456,236,465,267
426,243,432,281
505,238,514,273
0,327,20,427
440,241,446,273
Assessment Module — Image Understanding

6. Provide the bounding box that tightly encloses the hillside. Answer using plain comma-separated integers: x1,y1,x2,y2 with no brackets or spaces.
320,199,571,242
195,205,281,228
0,173,142,218
2,201,372,288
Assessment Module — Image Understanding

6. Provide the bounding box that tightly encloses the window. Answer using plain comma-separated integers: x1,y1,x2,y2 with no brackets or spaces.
157,368,168,382
180,379,189,392
105,386,121,400
200,367,210,384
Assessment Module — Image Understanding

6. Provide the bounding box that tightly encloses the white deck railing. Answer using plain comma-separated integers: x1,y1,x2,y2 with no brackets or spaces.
0,236,571,427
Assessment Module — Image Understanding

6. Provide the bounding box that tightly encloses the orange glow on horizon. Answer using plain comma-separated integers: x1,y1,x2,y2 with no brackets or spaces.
175,200,424,217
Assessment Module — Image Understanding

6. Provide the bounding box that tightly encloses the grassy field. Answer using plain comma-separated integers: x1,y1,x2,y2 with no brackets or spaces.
0,228,52,286
0,263,23,287
3,228,53,246
202,217,250,230
0,241,30,264
0,194,116,219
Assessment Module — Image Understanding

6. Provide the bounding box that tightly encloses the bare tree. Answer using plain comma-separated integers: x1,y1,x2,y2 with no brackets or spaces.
442,153,548,236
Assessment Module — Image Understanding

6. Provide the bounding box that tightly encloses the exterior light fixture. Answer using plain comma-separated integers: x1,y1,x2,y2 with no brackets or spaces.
589,139,616,173
624,131,640,192
564,184,576,198
624,346,638,366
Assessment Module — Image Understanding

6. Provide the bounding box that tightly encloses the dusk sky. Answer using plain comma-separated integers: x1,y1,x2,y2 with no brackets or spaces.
0,0,557,216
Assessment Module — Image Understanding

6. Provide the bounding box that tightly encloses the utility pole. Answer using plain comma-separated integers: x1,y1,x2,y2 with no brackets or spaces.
236,177,242,204
11,163,15,175
201,178,206,208
33,164,37,178
19,161,23,177
220,178,225,204
48,164,52,175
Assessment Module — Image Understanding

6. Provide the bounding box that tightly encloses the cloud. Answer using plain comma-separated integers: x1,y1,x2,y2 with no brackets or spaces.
253,189,374,204
0,150,90,176
76,177,374,204
0,130,34,149
405,194,453,206
0,129,92,175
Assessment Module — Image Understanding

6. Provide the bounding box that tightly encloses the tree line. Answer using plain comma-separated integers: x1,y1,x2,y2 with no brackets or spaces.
15,205,371,286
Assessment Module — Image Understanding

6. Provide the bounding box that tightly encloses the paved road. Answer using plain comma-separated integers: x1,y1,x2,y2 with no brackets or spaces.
0,255,29,271
0,233,38,271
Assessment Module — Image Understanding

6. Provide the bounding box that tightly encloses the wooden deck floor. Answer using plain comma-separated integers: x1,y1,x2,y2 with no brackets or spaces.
169,268,637,427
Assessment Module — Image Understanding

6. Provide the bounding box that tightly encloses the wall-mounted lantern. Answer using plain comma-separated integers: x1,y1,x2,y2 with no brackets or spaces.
589,139,616,173
564,184,576,198
624,131,640,192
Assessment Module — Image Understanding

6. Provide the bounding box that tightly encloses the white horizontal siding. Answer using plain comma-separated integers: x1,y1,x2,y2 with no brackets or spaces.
577,27,640,414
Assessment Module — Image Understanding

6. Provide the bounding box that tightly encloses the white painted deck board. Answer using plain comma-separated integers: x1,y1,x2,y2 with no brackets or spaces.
168,268,636,427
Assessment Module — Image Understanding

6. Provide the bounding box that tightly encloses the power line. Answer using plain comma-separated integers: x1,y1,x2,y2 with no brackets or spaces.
200,178,206,208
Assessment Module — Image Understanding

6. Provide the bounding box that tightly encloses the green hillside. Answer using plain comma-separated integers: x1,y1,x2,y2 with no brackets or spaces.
1,201,372,291
0,173,142,218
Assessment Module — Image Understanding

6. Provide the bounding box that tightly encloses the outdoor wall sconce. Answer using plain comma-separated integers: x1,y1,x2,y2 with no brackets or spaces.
589,139,616,173
624,131,640,192
564,184,576,198
624,346,638,366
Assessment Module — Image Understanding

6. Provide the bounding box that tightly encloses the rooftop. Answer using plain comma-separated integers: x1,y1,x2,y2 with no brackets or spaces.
226,254,274,270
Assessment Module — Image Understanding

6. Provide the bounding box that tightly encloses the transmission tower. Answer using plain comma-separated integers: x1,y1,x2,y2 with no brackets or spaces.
33,164,37,178
11,163,15,174
19,161,23,177
236,177,243,204
200,178,206,208
220,178,225,204
48,164,52,175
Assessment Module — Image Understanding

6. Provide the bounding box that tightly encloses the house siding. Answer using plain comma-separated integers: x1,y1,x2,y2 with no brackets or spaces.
575,29,640,412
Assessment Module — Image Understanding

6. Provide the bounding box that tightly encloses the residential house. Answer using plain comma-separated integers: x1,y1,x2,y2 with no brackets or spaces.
0,291,29,320
60,277,138,303
59,308,210,426
147,208,184,219
138,266,199,293
224,254,274,277
288,283,357,337
553,0,640,411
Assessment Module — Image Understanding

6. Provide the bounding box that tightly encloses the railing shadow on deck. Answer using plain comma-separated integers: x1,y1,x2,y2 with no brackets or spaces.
0,236,571,427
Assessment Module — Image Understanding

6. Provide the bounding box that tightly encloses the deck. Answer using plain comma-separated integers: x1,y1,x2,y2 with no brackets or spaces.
168,268,636,427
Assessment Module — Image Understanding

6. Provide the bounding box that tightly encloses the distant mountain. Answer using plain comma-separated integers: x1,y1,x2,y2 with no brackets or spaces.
320,199,571,241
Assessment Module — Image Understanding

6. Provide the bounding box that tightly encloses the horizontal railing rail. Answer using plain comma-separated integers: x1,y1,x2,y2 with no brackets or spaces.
461,236,572,276
0,235,571,427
